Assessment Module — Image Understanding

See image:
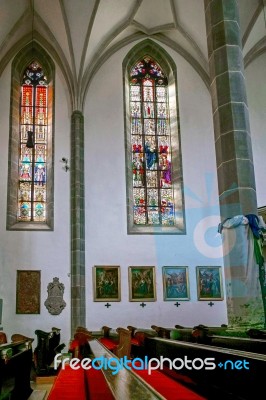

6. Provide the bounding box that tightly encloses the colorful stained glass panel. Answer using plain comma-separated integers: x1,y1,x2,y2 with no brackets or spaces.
129,56,175,226
18,61,48,223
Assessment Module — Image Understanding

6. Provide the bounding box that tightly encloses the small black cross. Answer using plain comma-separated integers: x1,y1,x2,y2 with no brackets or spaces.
208,302,214,307
105,303,111,308
140,302,146,308
174,302,181,307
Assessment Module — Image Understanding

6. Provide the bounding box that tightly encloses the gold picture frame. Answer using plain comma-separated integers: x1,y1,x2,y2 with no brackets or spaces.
196,266,223,300
128,266,156,301
93,265,121,301
162,266,190,301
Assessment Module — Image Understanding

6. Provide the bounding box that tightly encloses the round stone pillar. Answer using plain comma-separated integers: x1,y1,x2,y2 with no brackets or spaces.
204,0,264,327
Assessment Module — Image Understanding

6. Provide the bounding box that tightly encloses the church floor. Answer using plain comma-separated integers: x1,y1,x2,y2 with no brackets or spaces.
30,380,53,399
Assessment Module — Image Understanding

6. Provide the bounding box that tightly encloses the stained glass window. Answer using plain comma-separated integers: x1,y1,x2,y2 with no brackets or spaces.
18,61,48,222
129,56,174,226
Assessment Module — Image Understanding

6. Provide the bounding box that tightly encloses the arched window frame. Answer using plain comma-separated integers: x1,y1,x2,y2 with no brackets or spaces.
7,43,55,231
123,40,185,234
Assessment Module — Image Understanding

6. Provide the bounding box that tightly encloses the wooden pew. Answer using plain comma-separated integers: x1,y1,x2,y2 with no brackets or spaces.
99,327,132,358
150,324,228,343
145,336,266,400
89,339,168,399
127,325,157,358
100,325,152,358
0,332,7,345
69,326,92,359
175,324,266,353
151,325,172,339
153,324,265,353
34,327,64,376
49,336,208,399
206,334,266,353
0,336,34,400
89,339,206,400
98,326,119,351
246,328,266,339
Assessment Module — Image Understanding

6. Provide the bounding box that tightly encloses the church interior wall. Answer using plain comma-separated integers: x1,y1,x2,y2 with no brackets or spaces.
245,52,266,208
0,63,71,347
0,38,265,344
84,43,228,331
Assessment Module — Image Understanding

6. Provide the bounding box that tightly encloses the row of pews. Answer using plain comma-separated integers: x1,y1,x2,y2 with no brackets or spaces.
0,327,65,400
31,323,265,400
0,333,34,400
48,326,207,400
150,324,266,354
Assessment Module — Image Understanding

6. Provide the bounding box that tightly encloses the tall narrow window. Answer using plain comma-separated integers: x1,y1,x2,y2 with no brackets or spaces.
7,43,54,230
19,61,47,222
124,41,185,234
130,57,174,226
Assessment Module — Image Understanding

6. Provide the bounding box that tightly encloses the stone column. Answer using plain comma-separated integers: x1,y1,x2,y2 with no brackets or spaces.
70,110,85,335
204,0,264,327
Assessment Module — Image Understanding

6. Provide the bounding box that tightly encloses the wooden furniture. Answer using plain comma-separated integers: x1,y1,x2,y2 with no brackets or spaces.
34,327,63,376
48,337,208,400
172,324,266,352
89,339,165,399
99,327,131,358
102,325,113,338
247,328,266,339
145,336,266,400
206,334,266,353
0,337,34,400
113,327,132,358
11,333,34,343
127,325,156,358
48,338,166,400
0,332,7,345
151,324,228,343
69,326,92,359
151,325,171,339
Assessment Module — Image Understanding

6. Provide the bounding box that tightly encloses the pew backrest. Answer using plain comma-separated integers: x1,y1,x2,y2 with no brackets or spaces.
113,327,132,358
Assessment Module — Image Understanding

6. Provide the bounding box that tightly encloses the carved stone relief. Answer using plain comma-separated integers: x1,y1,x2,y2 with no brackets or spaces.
44,277,66,315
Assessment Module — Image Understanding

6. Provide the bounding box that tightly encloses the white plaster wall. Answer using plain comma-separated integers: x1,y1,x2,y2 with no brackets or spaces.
0,62,71,348
245,53,266,208
84,41,227,331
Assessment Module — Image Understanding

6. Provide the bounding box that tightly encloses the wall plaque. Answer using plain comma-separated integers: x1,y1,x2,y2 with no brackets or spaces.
44,277,66,315
16,270,41,314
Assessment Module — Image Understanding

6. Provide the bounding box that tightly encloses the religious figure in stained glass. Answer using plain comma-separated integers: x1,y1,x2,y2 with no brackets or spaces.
129,56,175,226
18,61,48,222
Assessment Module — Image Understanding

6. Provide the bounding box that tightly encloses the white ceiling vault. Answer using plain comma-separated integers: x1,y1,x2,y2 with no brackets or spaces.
0,0,265,110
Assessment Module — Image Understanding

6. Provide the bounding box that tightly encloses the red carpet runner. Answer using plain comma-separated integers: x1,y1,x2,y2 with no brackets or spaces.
47,364,115,400
47,365,86,400
47,361,206,400
132,366,207,400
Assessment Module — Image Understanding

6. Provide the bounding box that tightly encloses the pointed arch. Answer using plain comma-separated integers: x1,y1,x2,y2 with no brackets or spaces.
123,39,185,234
7,42,55,230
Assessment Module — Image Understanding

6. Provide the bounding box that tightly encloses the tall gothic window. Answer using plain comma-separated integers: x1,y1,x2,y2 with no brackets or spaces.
124,41,185,234
130,57,174,226
18,61,47,222
7,44,54,230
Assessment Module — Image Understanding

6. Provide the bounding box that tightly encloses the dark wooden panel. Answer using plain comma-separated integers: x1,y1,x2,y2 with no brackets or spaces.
145,337,266,400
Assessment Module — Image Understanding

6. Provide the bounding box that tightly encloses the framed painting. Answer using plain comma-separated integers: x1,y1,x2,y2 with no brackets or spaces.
93,266,121,301
16,270,41,314
129,266,156,301
162,266,190,300
196,266,223,300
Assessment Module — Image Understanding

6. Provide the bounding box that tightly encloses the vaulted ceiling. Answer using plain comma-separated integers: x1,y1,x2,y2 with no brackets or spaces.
0,0,265,109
